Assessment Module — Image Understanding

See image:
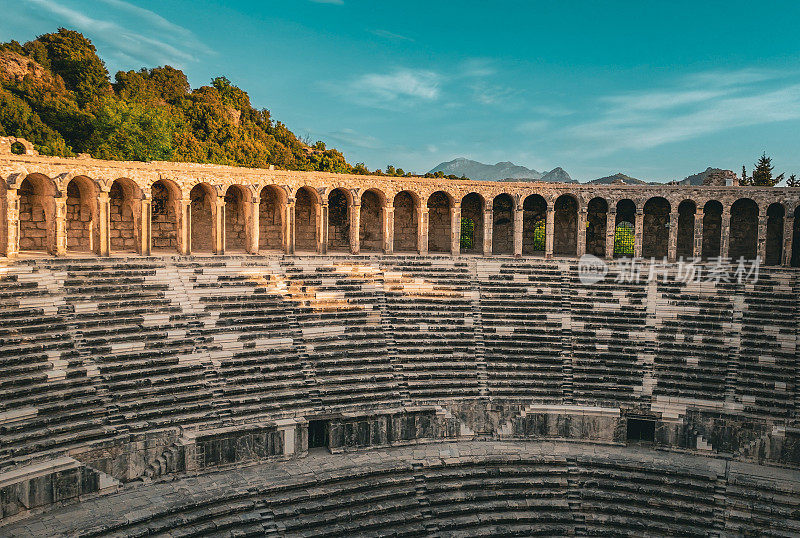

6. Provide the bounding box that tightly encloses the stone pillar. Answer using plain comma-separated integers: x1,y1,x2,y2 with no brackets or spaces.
633,209,644,258
247,195,259,254
53,196,67,256
483,203,493,256
693,209,704,259
318,202,328,254
275,419,297,456
97,190,111,257
513,204,524,257
179,199,191,256
418,207,428,254
285,199,295,255
450,202,461,256
214,199,226,255
757,207,768,262
383,205,393,254
350,201,360,254
605,207,616,260
3,187,19,257
783,216,794,266
667,210,679,262
544,207,555,258
141,199,152,256
576,208,587,257
720,208,731,260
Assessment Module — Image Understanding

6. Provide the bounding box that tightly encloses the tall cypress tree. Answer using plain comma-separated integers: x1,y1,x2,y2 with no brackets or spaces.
752,153,778,186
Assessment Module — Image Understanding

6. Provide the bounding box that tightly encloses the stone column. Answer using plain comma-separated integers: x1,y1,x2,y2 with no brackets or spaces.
633,209,644,258
214,199,226,255
53,196,67,256
179,199,191,256
757,207,768,262
350,201,361,254
318,202,328,254
450,202,461,256
141,199,152,256
513,204,524,257
783,216,794,266
605,207,616,259
576,208,587,257
544,207,555,258
284,199,295,255
720,208,731,260
483,203,493,256
97,190,111,257
692,209,704,259
3,187,19,257
418,207,428,254
247,195,259,254
383,205,393,254
667,210,679,262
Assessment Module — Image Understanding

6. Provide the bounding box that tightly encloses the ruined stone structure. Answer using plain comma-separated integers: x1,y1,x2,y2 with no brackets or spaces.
1,143,800,535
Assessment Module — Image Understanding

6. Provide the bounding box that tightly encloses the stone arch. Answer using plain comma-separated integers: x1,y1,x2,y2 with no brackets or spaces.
427,191,452,253
586,197,608,257
65,176,99,253
676,200,695,260
190,183,216,253
151,179,181,253
642,197,670,258
614,199,636,257
764,202,785,266
295,186,319,252
18,173,58,254
554,194,578,256
729,198,758,260
109,178,142,253
359,189,385,253
792,206,800,267
492,193,514,255
460,192,484,254
327,188,351,251
259,185,285,251
523,194,547,255
702,200,723,259
224,185,249,252
393,190,418,253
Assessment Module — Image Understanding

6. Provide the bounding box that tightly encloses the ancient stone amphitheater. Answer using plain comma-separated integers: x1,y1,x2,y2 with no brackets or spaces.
1,139,800,536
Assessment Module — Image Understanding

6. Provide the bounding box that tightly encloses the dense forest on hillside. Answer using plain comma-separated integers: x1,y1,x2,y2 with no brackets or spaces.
0,28,363,173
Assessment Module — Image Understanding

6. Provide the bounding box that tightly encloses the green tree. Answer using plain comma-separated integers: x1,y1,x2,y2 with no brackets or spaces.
35,28,109,105
752,153,779,187
87,98,174,161
788,174,799,188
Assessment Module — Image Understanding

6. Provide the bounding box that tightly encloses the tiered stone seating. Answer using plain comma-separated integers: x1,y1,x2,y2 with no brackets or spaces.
382,259,480,400
61,259,214,432
653,277,732,402
725,463,800,536
283,260,400,411
478,260,565,400
0,265,107,464
187,260,311,420
575,453,719,536
422,456,574,536
569,265,649,405
736,269,797,418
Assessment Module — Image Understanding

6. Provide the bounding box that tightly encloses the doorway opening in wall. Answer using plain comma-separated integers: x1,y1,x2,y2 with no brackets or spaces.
626,417,656,443
308,420,329,451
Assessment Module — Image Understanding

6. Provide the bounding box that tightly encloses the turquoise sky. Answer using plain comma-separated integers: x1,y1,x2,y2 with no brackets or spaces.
3,0,800,182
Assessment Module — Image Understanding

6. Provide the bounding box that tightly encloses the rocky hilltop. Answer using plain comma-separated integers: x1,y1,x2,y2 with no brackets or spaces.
429,158,574,182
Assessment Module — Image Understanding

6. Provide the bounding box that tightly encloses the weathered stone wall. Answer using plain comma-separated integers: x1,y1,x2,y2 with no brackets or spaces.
522,197,546,254
109,182,137,252
190,185,213,252
259,187,282,250
224,189,246,251
17,187,48,251
327,189,349,251
554,195,577,255
427,191,450,252
65,182,92,252
295,188,317,251
492,194,514,254
642,198,669,258
359,190,382,252
393,192,417,252
460,193,483,253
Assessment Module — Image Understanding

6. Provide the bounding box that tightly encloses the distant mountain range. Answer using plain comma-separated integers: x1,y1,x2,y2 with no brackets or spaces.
676,167,725,185
587,172,648,185
428,158,575,183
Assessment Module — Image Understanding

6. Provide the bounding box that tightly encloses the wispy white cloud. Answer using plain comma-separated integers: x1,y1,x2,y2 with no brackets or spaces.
326,128,382,149
334,68,441,109
310,0,344,4
21,0,212,70
370,29,414,42
562,70,800,156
